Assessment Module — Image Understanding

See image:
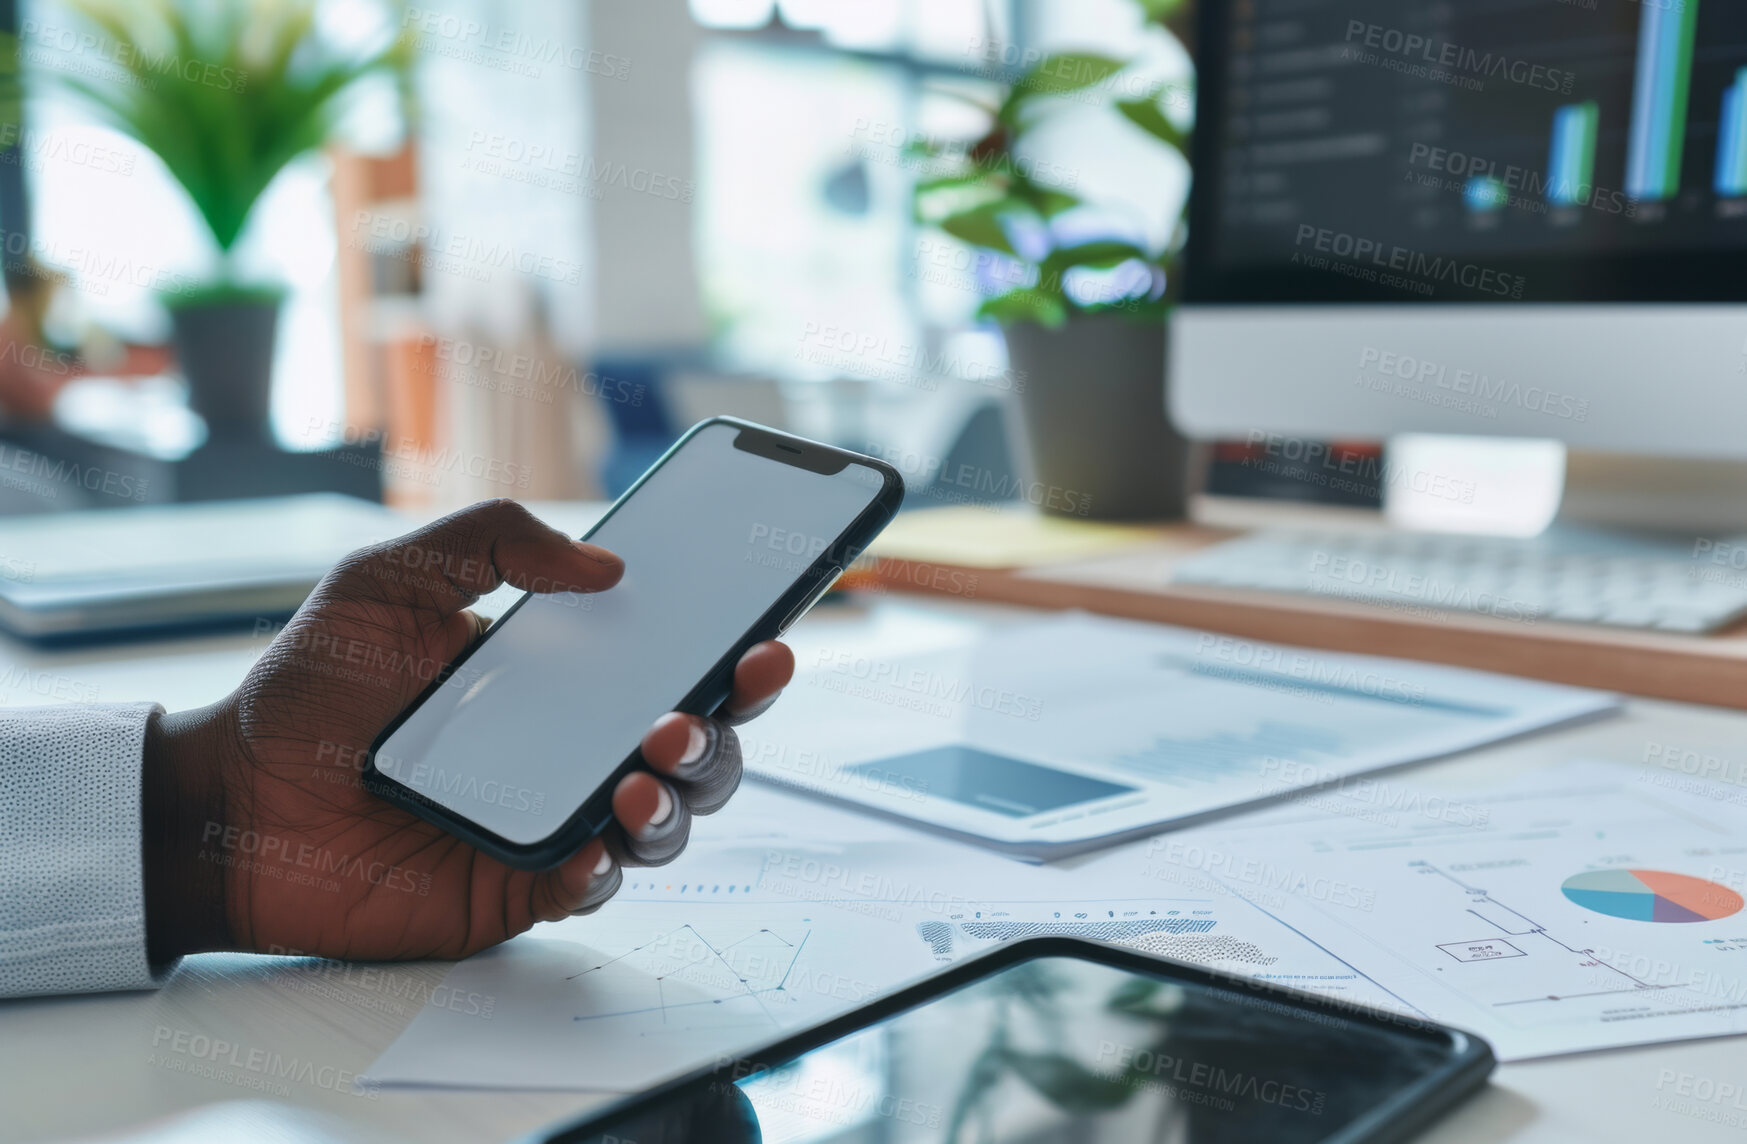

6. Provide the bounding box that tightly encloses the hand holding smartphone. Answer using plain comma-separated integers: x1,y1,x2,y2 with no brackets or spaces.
362,419,903,870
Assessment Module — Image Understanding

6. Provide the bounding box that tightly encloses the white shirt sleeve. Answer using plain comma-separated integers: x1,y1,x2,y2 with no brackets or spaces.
0,702,168,998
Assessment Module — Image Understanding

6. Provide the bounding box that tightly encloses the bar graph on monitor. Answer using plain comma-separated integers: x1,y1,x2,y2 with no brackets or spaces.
1716,67,1747,196
1547,101,1598,207
1627,0,1701,201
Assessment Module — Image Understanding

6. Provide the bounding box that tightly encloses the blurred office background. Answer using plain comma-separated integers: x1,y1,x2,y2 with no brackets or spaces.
0,0,1274,518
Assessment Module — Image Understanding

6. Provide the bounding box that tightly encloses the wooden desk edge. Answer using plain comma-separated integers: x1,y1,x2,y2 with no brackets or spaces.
848,555,1747,711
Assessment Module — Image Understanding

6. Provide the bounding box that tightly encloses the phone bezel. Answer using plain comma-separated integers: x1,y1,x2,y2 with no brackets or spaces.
528,934,1497,1144
360,417,905,871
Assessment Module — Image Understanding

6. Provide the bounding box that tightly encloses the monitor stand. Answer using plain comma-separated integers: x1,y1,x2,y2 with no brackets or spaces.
1174,437,1747,635
1383,435,1747,543
1558,452,1747,536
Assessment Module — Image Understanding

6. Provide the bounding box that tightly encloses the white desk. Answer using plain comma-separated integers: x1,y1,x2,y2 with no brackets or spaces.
3,592,1747,1144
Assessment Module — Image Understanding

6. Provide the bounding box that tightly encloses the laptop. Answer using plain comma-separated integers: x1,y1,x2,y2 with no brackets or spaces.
0,494,409,642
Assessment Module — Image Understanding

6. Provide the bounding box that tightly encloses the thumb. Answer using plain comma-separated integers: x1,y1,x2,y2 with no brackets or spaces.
336,498,622,615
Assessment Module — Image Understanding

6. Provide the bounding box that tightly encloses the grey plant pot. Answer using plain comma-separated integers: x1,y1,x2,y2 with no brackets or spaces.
169,296,282,439
1005,313,1191,521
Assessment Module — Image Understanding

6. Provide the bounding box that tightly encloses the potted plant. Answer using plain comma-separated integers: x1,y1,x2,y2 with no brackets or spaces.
912,0,1194,521
49,0,411,439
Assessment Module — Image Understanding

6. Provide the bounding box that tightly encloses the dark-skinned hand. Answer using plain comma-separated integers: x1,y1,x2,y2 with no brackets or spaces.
143,499,794,964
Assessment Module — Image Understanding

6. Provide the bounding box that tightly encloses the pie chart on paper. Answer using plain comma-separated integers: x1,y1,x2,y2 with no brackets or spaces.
1560,869,1744,923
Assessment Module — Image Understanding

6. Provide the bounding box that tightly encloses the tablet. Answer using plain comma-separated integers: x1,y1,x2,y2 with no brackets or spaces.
529,936,1494,1144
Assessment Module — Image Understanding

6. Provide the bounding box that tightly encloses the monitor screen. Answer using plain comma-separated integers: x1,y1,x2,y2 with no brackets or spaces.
1189,0,1747,303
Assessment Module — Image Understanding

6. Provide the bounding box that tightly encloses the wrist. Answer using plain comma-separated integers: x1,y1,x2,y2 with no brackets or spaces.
142,702,236,963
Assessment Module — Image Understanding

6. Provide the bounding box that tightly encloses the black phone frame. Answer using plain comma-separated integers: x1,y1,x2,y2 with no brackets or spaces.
360,417,905,871
527,935,1496,1144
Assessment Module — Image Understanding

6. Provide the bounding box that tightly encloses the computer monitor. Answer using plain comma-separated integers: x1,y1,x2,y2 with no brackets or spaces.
1171,0,1747,460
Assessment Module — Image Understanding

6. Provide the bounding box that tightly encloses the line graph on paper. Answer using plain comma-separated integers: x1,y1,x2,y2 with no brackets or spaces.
364,898,943,1092
565,920,815,1034
559,914,846,1051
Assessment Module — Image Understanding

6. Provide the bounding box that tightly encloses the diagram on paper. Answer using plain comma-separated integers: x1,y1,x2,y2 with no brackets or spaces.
1194,764,1747,1058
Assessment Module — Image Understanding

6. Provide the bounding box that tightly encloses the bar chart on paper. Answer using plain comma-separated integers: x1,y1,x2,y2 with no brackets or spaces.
912,901,1224,961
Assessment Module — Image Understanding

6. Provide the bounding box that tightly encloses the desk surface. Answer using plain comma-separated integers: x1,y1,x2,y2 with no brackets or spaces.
862,506,1747,712
3,591,1747,1144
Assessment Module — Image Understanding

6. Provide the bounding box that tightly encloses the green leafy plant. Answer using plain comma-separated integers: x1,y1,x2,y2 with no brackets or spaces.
0,36,24,135
49,0,413,297
911,0,1192,328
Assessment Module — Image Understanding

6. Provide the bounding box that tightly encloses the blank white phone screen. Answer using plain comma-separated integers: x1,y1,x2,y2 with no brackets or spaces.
374,423,885,845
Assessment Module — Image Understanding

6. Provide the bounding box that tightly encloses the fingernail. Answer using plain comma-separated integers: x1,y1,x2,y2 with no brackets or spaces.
571,856,623,916
572,541,620,566
680,720,709,766
637,784,674,839
593,850,613,877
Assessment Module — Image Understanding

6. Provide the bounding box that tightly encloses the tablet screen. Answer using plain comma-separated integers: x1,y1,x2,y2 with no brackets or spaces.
560,952,1473,1143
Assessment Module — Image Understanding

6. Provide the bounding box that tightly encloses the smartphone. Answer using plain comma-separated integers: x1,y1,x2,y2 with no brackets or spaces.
361,418,903,870
531,936,1496,1144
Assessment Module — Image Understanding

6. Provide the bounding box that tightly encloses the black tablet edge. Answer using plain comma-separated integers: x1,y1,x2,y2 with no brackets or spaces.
522,934,1497,1144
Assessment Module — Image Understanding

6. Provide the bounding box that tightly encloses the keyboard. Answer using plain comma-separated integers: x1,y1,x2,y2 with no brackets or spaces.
1169,528,1747,634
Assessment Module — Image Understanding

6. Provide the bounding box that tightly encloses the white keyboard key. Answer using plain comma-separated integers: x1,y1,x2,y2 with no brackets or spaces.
1653,611,1720,634
1599,605,1661,627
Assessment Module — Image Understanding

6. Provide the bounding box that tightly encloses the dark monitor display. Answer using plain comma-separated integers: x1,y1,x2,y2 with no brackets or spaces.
1189,0,1747,302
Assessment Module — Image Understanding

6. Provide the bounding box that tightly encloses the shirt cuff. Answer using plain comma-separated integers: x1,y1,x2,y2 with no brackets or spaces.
0,702,167,998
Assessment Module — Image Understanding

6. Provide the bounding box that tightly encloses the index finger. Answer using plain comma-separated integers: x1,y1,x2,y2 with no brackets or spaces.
339,499,624,615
